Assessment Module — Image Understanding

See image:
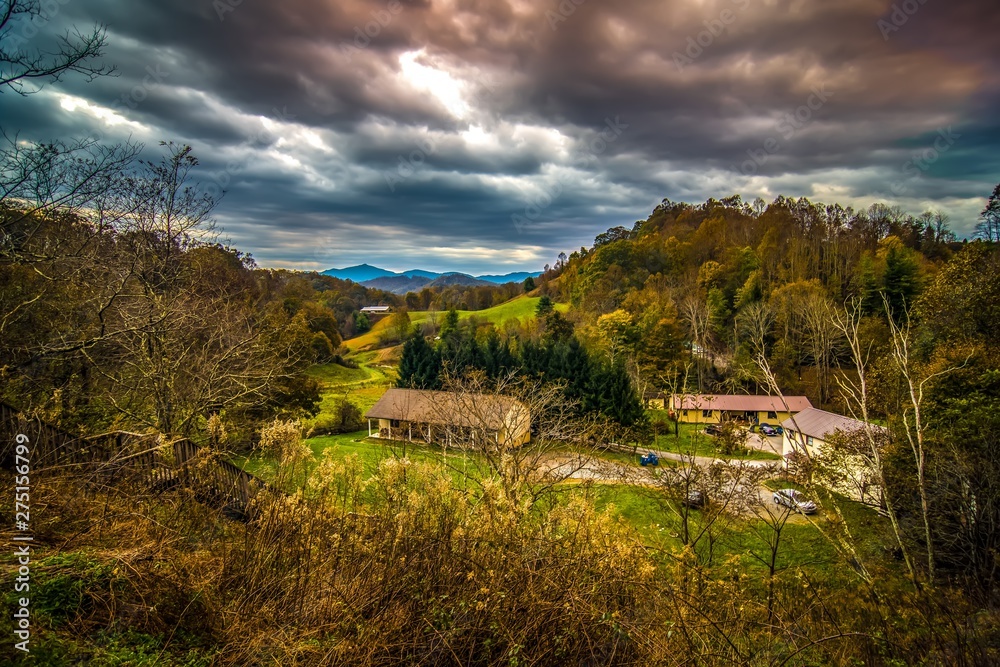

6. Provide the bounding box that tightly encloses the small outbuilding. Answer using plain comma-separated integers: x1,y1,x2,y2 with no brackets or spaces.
364,388,531,447
360,305,392,314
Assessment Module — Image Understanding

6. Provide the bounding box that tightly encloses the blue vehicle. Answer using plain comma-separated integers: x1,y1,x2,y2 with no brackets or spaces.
640,452,659,466
759,423,784,436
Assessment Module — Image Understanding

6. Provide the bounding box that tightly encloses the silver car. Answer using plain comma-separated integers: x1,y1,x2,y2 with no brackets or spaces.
773,488,817,514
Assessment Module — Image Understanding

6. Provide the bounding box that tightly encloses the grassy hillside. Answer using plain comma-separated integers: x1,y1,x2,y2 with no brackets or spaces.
345,295,569,351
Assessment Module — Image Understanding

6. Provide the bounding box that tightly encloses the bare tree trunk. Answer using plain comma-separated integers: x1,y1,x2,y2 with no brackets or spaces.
883,297,966,587
834,299,916,583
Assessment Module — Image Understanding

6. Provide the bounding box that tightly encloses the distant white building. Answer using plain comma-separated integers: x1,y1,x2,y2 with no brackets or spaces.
360,306,392,314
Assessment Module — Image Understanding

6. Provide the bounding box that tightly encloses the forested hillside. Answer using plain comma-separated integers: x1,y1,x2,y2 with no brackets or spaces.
541,195,969,406
0,145,401,437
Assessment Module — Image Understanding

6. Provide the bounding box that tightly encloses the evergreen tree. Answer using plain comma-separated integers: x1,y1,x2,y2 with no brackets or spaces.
398,335,442,389
523,276,536,292
483,330,515,378
549,338,591,409
536,295,554,317
438,309,463,354
855,254,880,315
447,336,482,376
354,311,371,334
543,311,574,343
518,339,549,379
589,358,645,427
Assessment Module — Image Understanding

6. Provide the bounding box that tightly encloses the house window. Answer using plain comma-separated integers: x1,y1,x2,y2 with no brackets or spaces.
787,430,796,440
806,436,815,447
767,411,777,419
702,409,713,418
683,410,689,417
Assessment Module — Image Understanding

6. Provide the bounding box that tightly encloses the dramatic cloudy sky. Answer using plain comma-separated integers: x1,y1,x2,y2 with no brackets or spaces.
2,0,998,273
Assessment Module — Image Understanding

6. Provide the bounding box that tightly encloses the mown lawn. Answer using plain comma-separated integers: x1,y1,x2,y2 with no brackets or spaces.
234,426,892,581
304,358,396,429
650,419,781,461
236,431,492,489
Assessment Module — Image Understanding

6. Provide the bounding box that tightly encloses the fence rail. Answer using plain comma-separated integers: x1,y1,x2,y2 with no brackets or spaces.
0,401,274,519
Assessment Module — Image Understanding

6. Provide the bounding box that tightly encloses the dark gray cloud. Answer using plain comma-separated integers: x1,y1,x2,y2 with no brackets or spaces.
1,0,997,272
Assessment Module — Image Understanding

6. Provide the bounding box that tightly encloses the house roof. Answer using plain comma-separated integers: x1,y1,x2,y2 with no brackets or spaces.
672,394,813,413
780,407,883,439
360,306,391,312
364,388,527,431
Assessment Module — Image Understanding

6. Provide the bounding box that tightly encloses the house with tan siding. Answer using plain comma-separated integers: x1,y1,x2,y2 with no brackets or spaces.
364,388,531,447
668,394,813,425
780,407,885,459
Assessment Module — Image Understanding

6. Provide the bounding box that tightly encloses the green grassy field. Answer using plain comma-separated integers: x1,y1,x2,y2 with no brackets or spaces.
554,482,879,574
345,295,569,351
649,420,782,461
234,415,888,580
306,358,395,417
238,430,497,491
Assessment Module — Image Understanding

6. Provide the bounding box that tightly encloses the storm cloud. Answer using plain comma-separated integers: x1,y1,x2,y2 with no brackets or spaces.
2,0,997,272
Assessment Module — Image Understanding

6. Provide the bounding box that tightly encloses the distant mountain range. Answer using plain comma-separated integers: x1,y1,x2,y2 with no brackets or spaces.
321,264,539,295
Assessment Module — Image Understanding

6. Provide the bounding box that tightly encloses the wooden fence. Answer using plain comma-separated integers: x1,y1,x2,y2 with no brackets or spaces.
0,401,274,520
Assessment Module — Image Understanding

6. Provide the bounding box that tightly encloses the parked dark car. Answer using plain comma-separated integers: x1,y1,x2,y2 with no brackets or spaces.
773,488,817,514
682,489,706,509
760,424,777,436
640,452,659,466
705,425,723,437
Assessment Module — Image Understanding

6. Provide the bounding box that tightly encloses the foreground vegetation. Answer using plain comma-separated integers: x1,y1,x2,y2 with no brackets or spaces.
3,437,993,666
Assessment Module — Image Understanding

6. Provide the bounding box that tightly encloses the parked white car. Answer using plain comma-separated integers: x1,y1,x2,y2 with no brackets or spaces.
773,488,817,514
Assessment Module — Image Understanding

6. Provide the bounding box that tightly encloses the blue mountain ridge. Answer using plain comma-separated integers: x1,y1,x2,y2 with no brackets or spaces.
321,264,540,285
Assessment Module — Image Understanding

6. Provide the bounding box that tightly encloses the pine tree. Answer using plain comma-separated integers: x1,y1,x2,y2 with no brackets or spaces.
398,335,442,389
589,358,645,427
483,330,515,378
